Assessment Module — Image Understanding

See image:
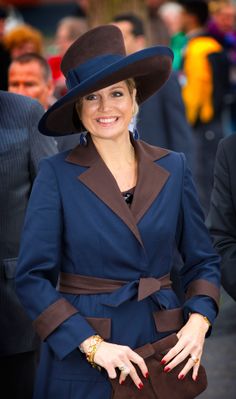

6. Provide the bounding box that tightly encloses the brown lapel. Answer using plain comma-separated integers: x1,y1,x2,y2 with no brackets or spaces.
66,135,170,246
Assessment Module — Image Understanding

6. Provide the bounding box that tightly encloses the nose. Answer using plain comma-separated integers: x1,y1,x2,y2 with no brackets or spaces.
98,96,111,112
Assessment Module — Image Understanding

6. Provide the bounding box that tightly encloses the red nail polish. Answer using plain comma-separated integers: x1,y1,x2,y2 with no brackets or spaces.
120,380,125,385
194,375,198,382
161,359,167,365
145,372,149,378
138,382,144,390
164,367,171,373
178,374,185,380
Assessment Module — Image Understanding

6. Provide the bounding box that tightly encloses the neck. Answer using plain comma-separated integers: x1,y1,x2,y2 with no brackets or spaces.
186,26,205,37
91,132,136,168
91,132,137,192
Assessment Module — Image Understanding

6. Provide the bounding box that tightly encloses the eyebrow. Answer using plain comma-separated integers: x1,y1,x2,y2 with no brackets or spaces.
109,85,124,90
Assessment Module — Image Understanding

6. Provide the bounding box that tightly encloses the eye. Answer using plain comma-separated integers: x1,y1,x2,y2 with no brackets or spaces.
111,91,123,97
25,82,36,87
84,94,97,101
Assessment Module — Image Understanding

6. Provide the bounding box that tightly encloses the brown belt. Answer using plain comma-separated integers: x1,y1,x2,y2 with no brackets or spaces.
58,272,172,301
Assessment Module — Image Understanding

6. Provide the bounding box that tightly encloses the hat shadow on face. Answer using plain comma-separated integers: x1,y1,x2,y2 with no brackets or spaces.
39,25,173,137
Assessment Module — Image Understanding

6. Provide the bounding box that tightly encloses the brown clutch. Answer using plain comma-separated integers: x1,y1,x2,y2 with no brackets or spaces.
110,333,207,399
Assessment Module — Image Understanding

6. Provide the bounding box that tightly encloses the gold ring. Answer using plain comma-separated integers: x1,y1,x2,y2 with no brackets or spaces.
190,355,199,364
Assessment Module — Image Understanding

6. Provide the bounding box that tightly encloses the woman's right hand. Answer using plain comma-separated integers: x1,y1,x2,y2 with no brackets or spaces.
94,341,148,389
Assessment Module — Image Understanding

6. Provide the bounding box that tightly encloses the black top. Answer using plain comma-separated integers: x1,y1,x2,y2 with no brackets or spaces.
122,187,135,206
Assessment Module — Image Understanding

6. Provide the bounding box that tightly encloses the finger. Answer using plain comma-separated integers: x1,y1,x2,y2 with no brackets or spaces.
125,361,144,390
128,350,149,379
177,355,201,380
117,357,144,389
163,346,190,372
105,362,117,379
192,359,201,381
161,340,185,365
118,366,130,385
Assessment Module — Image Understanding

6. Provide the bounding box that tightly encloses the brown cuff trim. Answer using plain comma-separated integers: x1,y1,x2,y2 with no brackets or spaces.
153,308,184,332
86,317,111,340
185,279,220,309
33,297,78,341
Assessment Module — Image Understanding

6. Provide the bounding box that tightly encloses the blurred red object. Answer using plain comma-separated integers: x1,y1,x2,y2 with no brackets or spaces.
3,1,40,5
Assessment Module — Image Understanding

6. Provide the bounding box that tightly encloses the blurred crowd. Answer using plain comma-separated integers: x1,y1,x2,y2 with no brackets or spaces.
1,0,236,216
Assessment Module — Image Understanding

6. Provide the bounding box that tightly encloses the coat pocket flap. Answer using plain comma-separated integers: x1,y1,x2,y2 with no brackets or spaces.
153,308,184,332
86,317,111,340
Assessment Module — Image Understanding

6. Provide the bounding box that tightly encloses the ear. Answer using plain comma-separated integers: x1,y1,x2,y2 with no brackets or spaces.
47,79,55,97
136,36,146,51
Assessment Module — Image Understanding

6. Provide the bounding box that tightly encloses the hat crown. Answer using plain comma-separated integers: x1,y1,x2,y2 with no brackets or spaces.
61,25,126,78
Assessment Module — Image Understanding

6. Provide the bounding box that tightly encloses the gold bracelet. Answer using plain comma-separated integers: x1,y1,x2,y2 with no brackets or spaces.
189,312,211,328
201,315,211,328
85,335,104,370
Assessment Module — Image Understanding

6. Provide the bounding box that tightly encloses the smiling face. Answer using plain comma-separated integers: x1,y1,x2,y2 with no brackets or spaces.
78,80,136,141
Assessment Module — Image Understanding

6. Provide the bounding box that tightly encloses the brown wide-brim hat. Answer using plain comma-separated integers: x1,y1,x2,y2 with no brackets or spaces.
39,25,173,136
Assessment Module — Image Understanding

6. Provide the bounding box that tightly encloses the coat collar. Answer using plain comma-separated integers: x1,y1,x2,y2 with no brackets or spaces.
66,134,170,246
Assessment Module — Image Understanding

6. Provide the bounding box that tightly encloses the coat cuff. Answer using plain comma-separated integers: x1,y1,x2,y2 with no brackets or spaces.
185,279,220,310
33,297,78,340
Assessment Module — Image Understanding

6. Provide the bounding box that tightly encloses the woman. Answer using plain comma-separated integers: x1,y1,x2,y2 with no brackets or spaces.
16,25,220,399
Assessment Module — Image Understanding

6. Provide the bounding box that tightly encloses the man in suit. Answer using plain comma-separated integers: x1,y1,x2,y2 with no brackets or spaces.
207,134,236,301
112,12,193,167
8,52,81,151
0,91,58,398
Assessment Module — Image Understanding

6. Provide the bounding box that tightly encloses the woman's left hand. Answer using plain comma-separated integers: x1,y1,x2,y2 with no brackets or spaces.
160,313,210,381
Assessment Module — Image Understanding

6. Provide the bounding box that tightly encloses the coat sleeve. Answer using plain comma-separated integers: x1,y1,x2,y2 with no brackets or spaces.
16,158,96,360
206,140,236,301
28,100,58,180
177,153,221,328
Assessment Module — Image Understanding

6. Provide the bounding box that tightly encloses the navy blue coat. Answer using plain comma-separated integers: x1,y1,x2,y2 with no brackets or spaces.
16,136,220,399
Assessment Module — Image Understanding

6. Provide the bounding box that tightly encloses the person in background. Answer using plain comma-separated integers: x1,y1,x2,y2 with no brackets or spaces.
8,53,55,110
206,134,236,302
112,12,193,166
3,23,43,59
208,0,236,48
15,24,220,399
0,91,58,399
207,0,236,134
48,16,88,99
0,5,11,90
158,1,187,70
179,0,229,217
144,0,170,45
8,52,81,152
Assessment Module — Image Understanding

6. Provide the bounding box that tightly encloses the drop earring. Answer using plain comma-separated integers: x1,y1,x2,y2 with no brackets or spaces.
132,128,139,140
79,132,87,146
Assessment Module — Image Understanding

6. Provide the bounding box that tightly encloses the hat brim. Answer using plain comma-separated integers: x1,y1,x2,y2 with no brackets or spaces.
39,46,173,136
